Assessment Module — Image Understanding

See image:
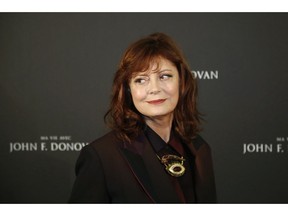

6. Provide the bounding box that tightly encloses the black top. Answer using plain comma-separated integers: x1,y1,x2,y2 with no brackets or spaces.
144,126,196,203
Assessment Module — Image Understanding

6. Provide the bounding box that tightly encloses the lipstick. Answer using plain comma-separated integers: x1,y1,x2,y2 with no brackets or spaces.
146,99,166,105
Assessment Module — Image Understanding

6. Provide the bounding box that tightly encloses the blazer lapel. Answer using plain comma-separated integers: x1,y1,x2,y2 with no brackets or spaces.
120,133,181,203
183,136,217,202
120,147,156,202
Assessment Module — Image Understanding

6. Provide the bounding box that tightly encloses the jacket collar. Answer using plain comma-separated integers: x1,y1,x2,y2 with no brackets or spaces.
120,132,181,203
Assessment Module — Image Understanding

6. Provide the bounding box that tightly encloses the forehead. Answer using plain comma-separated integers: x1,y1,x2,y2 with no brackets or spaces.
132,58,176,76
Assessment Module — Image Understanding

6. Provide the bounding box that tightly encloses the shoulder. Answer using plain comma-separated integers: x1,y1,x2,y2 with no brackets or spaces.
74,131,123,172
81,130,123,156
90,130,119,146
189,134,213,157
192,134,210,150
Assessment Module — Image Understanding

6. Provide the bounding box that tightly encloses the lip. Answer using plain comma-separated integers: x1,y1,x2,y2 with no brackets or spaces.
146,99,166,105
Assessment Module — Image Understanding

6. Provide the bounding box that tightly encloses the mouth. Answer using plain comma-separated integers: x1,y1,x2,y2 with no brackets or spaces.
146,99,166,105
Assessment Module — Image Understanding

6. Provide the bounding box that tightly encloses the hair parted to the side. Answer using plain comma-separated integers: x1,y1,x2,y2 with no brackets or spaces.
104,32,202,144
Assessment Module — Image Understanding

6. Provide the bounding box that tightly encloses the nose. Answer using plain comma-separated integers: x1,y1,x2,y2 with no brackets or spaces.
147,77,161,95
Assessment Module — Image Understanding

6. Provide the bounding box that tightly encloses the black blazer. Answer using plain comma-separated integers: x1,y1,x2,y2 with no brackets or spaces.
69,130,217,203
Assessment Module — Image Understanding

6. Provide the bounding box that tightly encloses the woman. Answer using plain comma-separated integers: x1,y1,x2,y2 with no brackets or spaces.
69,32,217,203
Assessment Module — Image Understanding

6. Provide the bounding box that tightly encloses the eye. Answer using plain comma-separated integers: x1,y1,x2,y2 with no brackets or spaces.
160,74,173,80
134,77,149,85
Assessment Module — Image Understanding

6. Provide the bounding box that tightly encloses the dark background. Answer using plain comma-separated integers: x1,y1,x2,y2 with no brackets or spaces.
0,13,288,203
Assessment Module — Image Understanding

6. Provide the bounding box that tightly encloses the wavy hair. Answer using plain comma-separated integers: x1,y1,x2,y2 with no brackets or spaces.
104,32,202,144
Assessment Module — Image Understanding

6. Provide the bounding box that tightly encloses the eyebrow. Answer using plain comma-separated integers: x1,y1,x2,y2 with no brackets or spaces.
155,69,173,73
135,69,173,76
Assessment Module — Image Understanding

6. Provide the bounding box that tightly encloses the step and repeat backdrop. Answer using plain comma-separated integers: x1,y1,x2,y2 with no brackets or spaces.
0,13,287,203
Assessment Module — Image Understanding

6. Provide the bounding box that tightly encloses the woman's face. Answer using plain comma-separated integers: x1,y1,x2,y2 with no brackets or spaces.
129,58,179,121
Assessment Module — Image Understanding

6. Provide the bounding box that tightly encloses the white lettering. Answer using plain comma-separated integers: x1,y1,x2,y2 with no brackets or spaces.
50,142,88,151
41,142,47,151
191,70,219,79
277,144,284,153
243,143,273,154
9,142,37,153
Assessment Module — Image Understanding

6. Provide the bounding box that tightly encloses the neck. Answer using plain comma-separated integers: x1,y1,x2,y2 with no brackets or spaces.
144,114,173,143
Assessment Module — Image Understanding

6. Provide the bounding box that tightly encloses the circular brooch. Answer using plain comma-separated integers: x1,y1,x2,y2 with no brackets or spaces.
157,154,186,177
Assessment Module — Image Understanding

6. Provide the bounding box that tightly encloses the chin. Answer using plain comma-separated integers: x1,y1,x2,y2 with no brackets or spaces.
144,111,173,119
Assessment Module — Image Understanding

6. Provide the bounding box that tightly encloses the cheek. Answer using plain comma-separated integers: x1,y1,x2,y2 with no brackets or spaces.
130,86,147,102
165,82,179,98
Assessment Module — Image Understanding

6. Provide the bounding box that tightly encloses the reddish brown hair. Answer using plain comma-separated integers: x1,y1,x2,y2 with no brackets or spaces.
105,32,202,143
